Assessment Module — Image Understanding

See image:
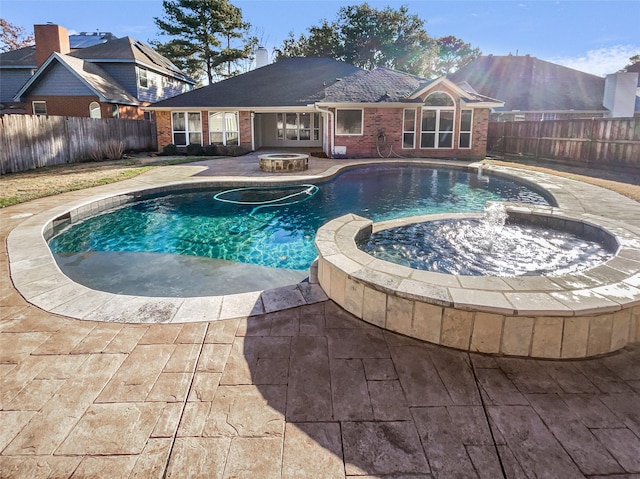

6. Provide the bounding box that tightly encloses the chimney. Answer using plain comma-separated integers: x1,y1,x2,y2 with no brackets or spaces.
34,24,70,67
603,71,639,118
255,46,269,69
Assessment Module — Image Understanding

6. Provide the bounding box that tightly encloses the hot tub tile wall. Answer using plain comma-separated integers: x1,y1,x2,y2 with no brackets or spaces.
316,205,640,358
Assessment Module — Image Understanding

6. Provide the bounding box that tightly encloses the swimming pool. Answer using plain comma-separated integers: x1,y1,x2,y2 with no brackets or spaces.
48,165,550,295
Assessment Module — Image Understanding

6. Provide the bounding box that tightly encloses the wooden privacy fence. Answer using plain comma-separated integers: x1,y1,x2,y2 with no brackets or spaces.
488,118,640,169
0,115,157,174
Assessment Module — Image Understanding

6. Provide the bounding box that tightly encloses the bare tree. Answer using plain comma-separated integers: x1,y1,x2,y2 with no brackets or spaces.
0,19,34,52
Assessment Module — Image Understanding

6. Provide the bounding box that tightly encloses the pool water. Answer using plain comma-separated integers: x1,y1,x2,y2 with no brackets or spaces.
358,217,614,277
49,166,550,293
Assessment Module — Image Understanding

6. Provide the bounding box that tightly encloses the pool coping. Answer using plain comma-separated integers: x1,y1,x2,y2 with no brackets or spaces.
6,159,640,330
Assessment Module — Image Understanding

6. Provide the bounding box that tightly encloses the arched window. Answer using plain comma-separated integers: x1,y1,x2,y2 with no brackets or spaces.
89,102,101,119
421,91,455,148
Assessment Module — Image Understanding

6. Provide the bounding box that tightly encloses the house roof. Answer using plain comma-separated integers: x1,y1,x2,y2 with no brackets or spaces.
0,46,37,68
150,57,363,109
448,55,607,112
149,57,503,110
14,53,139,105
318,66,426,103
70,37,195,84
69,32,117,49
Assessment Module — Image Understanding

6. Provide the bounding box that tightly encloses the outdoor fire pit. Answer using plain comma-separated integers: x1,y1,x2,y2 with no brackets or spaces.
258,153,309,172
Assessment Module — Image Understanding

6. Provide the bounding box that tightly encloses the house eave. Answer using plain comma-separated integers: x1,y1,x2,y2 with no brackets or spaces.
461,100,505,109
493,109,608,114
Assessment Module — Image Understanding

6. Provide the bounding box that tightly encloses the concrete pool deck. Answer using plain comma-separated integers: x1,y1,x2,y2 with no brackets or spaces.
2,154,640,477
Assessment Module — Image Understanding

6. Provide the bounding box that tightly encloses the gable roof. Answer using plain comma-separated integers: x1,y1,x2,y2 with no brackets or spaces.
150,57,363,109
14,53,138,105
449,55,606,112
70,37,195,84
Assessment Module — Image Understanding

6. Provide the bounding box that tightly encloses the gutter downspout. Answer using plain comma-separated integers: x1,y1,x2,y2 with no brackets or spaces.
314,104,334,157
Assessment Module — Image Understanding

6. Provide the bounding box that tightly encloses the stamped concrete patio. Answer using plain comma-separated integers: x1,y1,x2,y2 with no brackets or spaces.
1,154,640,478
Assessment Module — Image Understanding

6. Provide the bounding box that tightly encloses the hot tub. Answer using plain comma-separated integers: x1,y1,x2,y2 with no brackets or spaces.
315,205,640,359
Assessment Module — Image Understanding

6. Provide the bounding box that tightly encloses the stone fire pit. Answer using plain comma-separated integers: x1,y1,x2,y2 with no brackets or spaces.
259,153,309,172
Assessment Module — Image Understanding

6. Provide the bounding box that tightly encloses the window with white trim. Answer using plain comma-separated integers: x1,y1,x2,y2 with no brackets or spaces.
32,101,47,116
172,112,202,146
458,109,472,149
421,92,455,149
138,67,148,88
336,109,363,135
209,111,239,146
89,102,101,119
276,113,320,141
402,109,416,149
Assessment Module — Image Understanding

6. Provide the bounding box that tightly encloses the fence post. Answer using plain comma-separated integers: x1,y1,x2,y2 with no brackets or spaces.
586,118,595,166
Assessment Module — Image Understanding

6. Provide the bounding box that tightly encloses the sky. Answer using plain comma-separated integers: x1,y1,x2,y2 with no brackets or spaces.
2,0,639,77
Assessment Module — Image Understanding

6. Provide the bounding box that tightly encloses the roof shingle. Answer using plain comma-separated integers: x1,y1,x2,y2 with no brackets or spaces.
449,55,606,112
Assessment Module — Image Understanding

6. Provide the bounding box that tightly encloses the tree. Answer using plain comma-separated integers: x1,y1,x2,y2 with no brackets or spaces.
154,0,256,84
0,19,34,53
625,54,640,71
275,20,341,60
431,36,481,76
274,3,438,77
149,38,202,82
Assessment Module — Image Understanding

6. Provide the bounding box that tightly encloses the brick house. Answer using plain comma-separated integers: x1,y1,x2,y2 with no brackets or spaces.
1,24,195,119
146,57,503,159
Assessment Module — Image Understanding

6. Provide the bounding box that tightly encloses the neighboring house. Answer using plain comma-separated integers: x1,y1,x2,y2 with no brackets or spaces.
145,57,503,159
449,55,639,121
0,23,196,119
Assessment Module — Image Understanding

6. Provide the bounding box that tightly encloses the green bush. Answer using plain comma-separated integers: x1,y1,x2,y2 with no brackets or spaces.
186,143,205,156
216,145,250,157
160,144,178,156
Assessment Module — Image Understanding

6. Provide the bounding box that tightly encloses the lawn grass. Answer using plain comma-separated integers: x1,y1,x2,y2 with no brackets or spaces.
0,156,203,208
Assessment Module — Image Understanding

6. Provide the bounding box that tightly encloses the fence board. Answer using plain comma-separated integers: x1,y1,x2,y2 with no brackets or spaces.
0,114,157,174
488,118,640,169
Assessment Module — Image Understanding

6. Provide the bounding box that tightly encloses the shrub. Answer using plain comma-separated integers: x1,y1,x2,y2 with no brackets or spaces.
87,144,104,162
186,143,205,156
203,145,218,156
216,145,250,157
160,144,178,156
104,140,125,160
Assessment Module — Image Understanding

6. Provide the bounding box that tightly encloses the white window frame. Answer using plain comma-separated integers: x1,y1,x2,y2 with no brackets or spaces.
336,109,363,136
276,112,320,141
209,111,239,146
458,109,473,149
89,101,101,119
420,91,456,149
171,111,202,146
138,67,148,89
402,108,416,149
32,101,47,116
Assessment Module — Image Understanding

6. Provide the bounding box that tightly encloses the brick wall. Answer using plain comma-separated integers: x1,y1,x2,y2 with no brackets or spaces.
332,105,490,160
154,103,491,158
155,110,253,151
25,95,144,119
